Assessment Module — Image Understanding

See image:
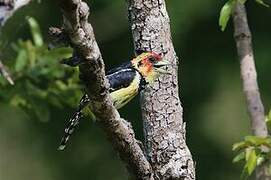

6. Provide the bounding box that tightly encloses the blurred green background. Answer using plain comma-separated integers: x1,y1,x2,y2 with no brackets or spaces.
0,0,271,179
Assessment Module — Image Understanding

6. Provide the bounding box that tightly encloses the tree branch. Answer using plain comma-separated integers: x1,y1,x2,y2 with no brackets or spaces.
127,0,195,179
0,59,14,85
0,0,31,26
232,3,269,179
232,3,267,140
57,0,153,179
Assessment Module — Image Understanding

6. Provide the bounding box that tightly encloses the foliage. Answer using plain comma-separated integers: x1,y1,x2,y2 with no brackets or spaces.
233,111,271,179
219,0,269,31
0,17,81,122
219,0,237,31
266,110,271,133
232,134,271,179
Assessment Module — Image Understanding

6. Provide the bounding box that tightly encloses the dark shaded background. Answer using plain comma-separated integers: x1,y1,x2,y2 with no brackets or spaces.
0,0,271,179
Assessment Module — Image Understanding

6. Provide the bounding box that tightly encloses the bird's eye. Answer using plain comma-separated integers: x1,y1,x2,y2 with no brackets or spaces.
138,61,143,66
149,57,156,63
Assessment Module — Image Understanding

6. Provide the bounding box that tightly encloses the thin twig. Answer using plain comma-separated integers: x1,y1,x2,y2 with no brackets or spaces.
0,59,14,85
57,0,153,179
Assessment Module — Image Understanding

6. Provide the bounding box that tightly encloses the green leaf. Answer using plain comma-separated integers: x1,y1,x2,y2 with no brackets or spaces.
219,0,237,31
27,17,44,47
15,49,28,72
255,0,269,7
233,152,245,163
241,167,249,180
55,80,69,91
25,40,37,67
46,47,73,60
268,110,271,121
266,117,271,131
245,148,257,175
233,141,248,151
238,0,247,4
256,155,265,166
244,135,271,146
266,110,271,130
10,95,27,107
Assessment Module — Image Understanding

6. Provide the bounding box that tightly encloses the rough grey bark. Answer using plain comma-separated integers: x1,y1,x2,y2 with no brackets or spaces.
0,0,31,26
127,0,195,179
57,1,153,179
232,3,269,179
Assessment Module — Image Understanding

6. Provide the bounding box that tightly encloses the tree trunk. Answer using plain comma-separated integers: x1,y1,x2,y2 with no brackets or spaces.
127,0,195,179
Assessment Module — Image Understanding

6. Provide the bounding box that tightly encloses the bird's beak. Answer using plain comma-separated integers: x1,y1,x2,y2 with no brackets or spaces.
153,60,172,74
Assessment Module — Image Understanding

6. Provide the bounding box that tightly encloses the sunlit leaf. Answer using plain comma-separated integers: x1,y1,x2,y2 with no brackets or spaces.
15,50,27,72
256,155,265,166
233,141,248,151
255,0,269,7
25,40,37,67
266,116,271,131
233,152,245,163
10,95,27,107
219,0,236,31
244,135,271,147
27,17,44,47
267,110,271,131
245,148,257,175
55,80,69,91
268,110,271,120
46,47,73,60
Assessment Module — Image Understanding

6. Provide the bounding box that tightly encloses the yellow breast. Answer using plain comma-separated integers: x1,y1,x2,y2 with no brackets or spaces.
110,72,141,109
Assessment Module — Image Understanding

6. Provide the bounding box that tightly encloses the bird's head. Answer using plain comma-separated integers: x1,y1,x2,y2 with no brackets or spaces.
131,52,170,83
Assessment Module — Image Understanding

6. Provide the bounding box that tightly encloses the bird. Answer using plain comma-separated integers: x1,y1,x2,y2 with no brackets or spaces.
58,52,170,150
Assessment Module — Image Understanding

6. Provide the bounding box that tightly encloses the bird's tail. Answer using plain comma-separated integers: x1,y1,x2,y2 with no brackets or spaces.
58,94,90,151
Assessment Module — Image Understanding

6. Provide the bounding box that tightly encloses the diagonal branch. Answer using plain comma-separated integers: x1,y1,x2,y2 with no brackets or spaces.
0,59,14,85
57,0,153,179
232,3,269,179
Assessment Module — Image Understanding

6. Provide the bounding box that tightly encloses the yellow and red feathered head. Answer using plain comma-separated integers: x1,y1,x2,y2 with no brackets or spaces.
131,52,169,83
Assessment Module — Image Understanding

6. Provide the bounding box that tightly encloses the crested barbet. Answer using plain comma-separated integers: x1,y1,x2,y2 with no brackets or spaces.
58,52,169,150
